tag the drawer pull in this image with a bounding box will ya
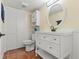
[43,36,46,38]
[39,42,41,44]
[49,47,52,49]
[54,39,56,40]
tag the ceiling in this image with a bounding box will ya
[2,0,44,12]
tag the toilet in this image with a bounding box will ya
[23,40,35,51]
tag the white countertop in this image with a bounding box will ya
[35,29,76,36]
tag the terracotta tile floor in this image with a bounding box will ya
[3,47,43,59]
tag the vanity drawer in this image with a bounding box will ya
[46,42,60,57]
[36,39,59,57]
[37,34,60,44]
[37,34,48,39]
[47,35,60,44]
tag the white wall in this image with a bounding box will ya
[2,6,32,52]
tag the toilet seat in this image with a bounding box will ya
[23,40,35,51]
[23,40,34,45]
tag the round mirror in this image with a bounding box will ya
[48,3,67,31]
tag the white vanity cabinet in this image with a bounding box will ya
[34,32,73,59]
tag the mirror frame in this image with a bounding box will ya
[47,3,67,31]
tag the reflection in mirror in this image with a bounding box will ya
[48,4,66,32]
[43,0,59,7]
[56,20,62,25]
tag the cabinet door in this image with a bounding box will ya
[37,39,59,57]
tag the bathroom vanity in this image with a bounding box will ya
[33,32,73,59]
[31,0,72,58]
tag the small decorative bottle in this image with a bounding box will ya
[50,25,57,32]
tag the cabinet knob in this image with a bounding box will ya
[43,36,46,38]
[49,47,52,49]
[54,39,56,40]
[39,42,41,44]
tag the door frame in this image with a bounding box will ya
[0,0,5,59]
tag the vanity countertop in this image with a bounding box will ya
[35,29,75,36]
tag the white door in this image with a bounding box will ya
[0,3,18,59]
[1,5,19,59]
